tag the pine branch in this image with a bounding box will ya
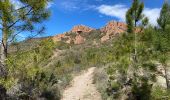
[14,5,30,12]
[7,30,23,43]
[7,7,33,30]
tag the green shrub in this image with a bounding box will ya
[151,87,170,100]
[111,81,121,91]
[132,78,152,100]
[56,41,70,50]
[93,68,109,100]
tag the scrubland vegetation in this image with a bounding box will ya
[0,0,170,100]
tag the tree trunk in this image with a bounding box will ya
[164,65,169,89]
[0,21,8,78]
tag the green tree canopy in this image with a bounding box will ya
[126,0,148,33]
[157,1,170,31]
[0,0,52,77]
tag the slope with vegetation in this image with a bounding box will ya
[0,0,170,100]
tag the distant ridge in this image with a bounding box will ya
[52,20,128,44]
[9,20,132,52]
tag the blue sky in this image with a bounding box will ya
[43,0,166,37]
[11,0,168,38]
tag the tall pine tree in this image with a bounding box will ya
[0,0,51,77]
[157,0,170,31]
[126,0,148,65]
[126,0,147,64]
[126,0,146,33]
[156,0,170,89]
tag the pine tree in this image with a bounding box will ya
[126,9,134,33]
[126,0,146,33]
[126,0,148,63]
[156,0,170,89]
[157,0,170,31]
[0,0,51,77]
[125,0,147,74]
[125,3,151,96]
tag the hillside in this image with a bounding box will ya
[1,0,170,100]
[5,19,170,100]
[8,20,128,53]
[52,20,128,44]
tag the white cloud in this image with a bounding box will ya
[96,4,161,25]
[96,4,128,21]
[143,8,161,25]
[60,1,79,11]
[57,0,102,12]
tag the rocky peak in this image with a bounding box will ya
[71,25,94,34]
[100,20,127,42]
[101,20,127,33]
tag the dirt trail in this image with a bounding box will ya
[62,67,102,100]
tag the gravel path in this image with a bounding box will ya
[62,67,102,100]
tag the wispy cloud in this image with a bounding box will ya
[96,4,161,25]
[143,8,161,25]
[60,0,79,11]
[96,4,128,21]
[56,0,102,12]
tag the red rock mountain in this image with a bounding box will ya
[52,25,95,44]
[52,20,130,44]
[9,20,142,53]
[100,21,127,42]
[71,25,94,33]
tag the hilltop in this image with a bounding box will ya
[52,20,128,44]
[9,20,129,52]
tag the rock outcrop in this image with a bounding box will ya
[52,34,67,42]
[52,25,94,44]
[71,25,94,34]
[74,34,85,44]
[100,20,127,34]
[52,20,142,44]
[100,20,127,42]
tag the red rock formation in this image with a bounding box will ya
[52,34,67,42]
[52,26,88,44]
[100,20,127,42]
[52,21,142,44]
[52,25,94,44]
[71,25,94,34]
[101,20,127,34]
[74,34,85,44]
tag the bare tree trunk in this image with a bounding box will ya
[134,20,138,63]
[0,21,8,78]
[0,10,8,99]
[164,65,169,89]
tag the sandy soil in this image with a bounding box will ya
[62,67,102,100]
